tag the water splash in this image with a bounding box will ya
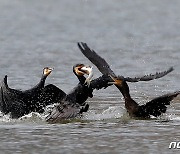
[0,105,180,124]
[18,112,45,122]
[82,106,125,121]
[0,112,14,123]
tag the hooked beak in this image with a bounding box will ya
[74,65,89,76]
[47,67,54,75]
[44,67,54,76]
[49,67,54,71]
[108,75,123,86]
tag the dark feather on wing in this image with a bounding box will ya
[137,91,180,117]
[124,67,174,82]
[77,42,116,77]
[45,100,82,123]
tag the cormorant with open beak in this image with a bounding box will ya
[45,64,95,123]
[77,42,179,119]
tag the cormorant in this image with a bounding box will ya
[0,67,54,118]
[110,76,180,118]
[77,42,179,118]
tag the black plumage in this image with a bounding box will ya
[77,42,174,82]
[77,42,179,118]
[111,76,179,118]
[0,67,61,118]
[45,64,111,122]
[0,64,91,119]
[45,44,174,123]
[45,74,112,123]
[0,77,27,117]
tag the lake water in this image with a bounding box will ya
[0,0,180,153]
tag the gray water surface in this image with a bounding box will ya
[0,0,180,153]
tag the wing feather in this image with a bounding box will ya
[77,42,116,77]
[78,42,173,83]
[124,67,174,82]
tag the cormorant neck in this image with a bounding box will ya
[116,81,131,99]
[76,75,86,84]
[35,74,47,89]
[116,81,139,114]
[73,67,87,84]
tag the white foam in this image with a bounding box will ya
[0,112,13,123]
[82,106,125,121]
[18,112,44,122]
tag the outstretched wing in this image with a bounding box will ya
[0,86,27,118]
[1,75,23,95]
[0,76,27,118]
[77,42,116,77]
[89,74,112,90]
[138,91,180,117]
[124,67,174,82]
[40,84,66,106]
[78,42,173,83]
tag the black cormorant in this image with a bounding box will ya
[0,67,54,118]
[77,42,179,118]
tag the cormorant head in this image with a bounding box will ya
[43,67,54,76]
[109,75,130,96]
[109,75,124,87]
[73,64,92,76]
